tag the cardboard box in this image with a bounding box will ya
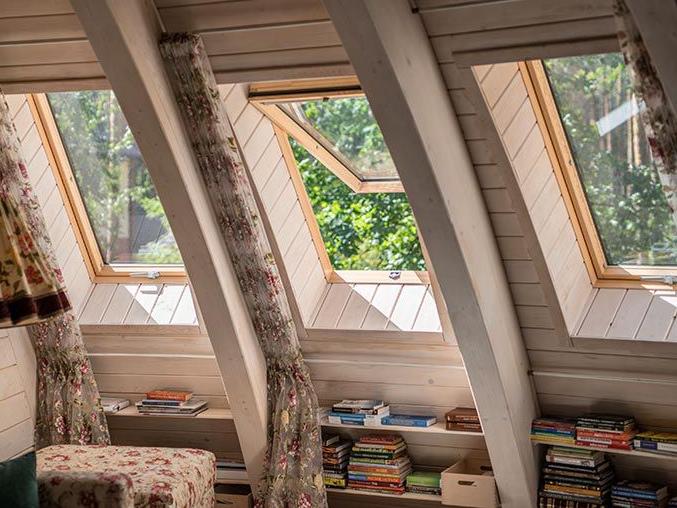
[215,484,253,508]
[441,460,497,508]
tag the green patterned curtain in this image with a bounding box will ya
[0,93,109,448]
[614,0,677,228]
[159,34,326,508]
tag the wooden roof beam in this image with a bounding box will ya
[322,1,540,506]
[69,0,267,483]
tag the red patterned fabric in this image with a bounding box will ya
[37,445,216,508]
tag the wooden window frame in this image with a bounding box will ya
[523,60,677,288]
[254,79,429,285]
[29,93,187,284]
[250,79,404,193]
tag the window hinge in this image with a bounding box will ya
[129,270,161,280]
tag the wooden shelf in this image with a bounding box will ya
[215,469,249,485]
[321,419,483,437]
[327,487,442,503]
[531,438,677,462]
[106,406,234,420]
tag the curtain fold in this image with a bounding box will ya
[614,0,677,227]
[0,92,109,448]
[159,34,326,508]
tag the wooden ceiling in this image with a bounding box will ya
[0,0,617,92]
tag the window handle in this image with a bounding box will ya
[129,270,161,279]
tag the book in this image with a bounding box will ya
[332,405,390,416]
[139,399,186,407]
[406,471,441,488]
[445,407,479,422]
[381,414,437,427]
[145,389,193,402]
[358,434,404,445]
[322,434,340,446]
[332,400,385,411]
[101,397,129,414]
[612,480,668,500]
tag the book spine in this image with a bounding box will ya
[574,440,631,450]
[577,430,635,440]
[634,440,677,453]
[547,456,597,468]
[145,391,192,401]
[140,400,183,406]
[381,417,433,427]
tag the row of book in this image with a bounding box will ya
[326,400,437,428]
[539,446,676,507]
[321,433,441,496]
[531,414,677,455]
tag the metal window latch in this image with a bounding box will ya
[639,275,677,286]
[129,270,161,279]
[388,271,402,280]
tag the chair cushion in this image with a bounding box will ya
[0,451,39,508]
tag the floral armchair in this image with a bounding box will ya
[37,445,215,508]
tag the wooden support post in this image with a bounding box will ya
[69,0,268,484]
[624,0,677,116]
[322,1,540,506]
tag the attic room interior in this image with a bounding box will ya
[0,0,676,507]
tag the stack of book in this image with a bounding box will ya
[538,446,614,507]
[405,471,441,496]
[382,414,437,428]
[633,431,677,455]
[322,434,351,489]
[136,389,207,417]
[576,415,637,450]
[347,434,412,495]
[328,400,390,426]
[101,397,130,414]
[531,417,577,446]
[445,407,482,433]
[611,480,668,507]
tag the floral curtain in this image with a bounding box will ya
[614,0,677,227]
[0,93,109,448]
[159,34,326,508]
[0,97,70,326]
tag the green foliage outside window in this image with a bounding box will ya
[48,91,181,265]
[290,97,425,271]
[545,54,677,266]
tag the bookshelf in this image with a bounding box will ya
[327,487,442,503]
[530,438,677,462]
[214,469,249,485]
[106,406,234,420]
[320,419,483,437]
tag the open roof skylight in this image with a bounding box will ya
[280,97,398,182]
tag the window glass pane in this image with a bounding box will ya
[292,138,425,271]
[545,53,676,266]
[282,96,398,181]
[47,91,182,265]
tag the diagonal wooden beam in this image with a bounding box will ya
[322,1,540,506]
[69,0,267,483]
[624,0,677,117]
